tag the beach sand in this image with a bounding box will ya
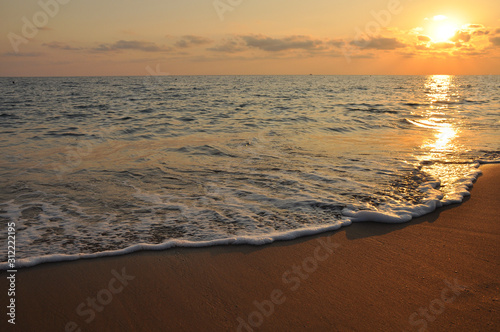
[2,164,499,331]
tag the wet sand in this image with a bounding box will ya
[2,164,499,331]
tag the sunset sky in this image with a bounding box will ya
[1,0,499,76]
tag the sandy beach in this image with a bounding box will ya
[2,164,499,331]
[2,1,499,331]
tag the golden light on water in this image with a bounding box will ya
[406,75,471,200]
[408,118,457,153]
[425,74,454,101]
[432,125,457,152]
[421,75,458,156]
[409,75,462,164]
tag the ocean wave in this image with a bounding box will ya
[1,75,498,270]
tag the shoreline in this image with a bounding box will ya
[0,161,488,271]
[2,164,499,331]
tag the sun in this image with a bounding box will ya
[433,23,459,41]
[428,15,459,42]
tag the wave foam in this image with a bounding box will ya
[1,161,493,271]
[0,220,351,270]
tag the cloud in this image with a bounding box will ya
[415,41,456,51]
[43,41,82,51]
[450,30,471,43]
[241,35,325,52]
[208,35,328,54]
[208,39,247,53]
[351,37,407,50]
[459,50,486,56]
[454,24,492,41]
[175,35,212,48]
[490,36,500,46]
[2,52,43,57]
[92,40,171,53]
[412,23,494,53]
[415,44,430,51]
[432,41,455,49]
[328,39,345,47]
[208,34,407,58]
[418,35,431,42]
[463,24,490,37]
[410,21,500,54]
[467,24,484,29]
[472,30,490,36]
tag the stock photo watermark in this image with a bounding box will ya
[5,221,17,325]
[144,64,170,89]
[213,0,244,21]
[405,278,467,332]
[8,0,72,53]
[236,236,340,331]
[65,267,135,332]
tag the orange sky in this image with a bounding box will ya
[1,0,499,76]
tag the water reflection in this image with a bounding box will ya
[408,118,457,154]
[413,75,461,161]
[407,75,474,203]
[425,75,455,103]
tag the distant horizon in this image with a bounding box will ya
[2,1,500,76]
[2,73,499,78]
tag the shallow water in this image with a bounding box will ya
[1,75,499,268]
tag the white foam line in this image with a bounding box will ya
[0,221,351,270]
[1,160,496,271]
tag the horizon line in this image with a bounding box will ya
[2,74,498,78]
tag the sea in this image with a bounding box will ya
[1,75,499,269]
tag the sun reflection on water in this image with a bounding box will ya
[407,75,475,202]
[408,118,458,154]
[414,75,461,160]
